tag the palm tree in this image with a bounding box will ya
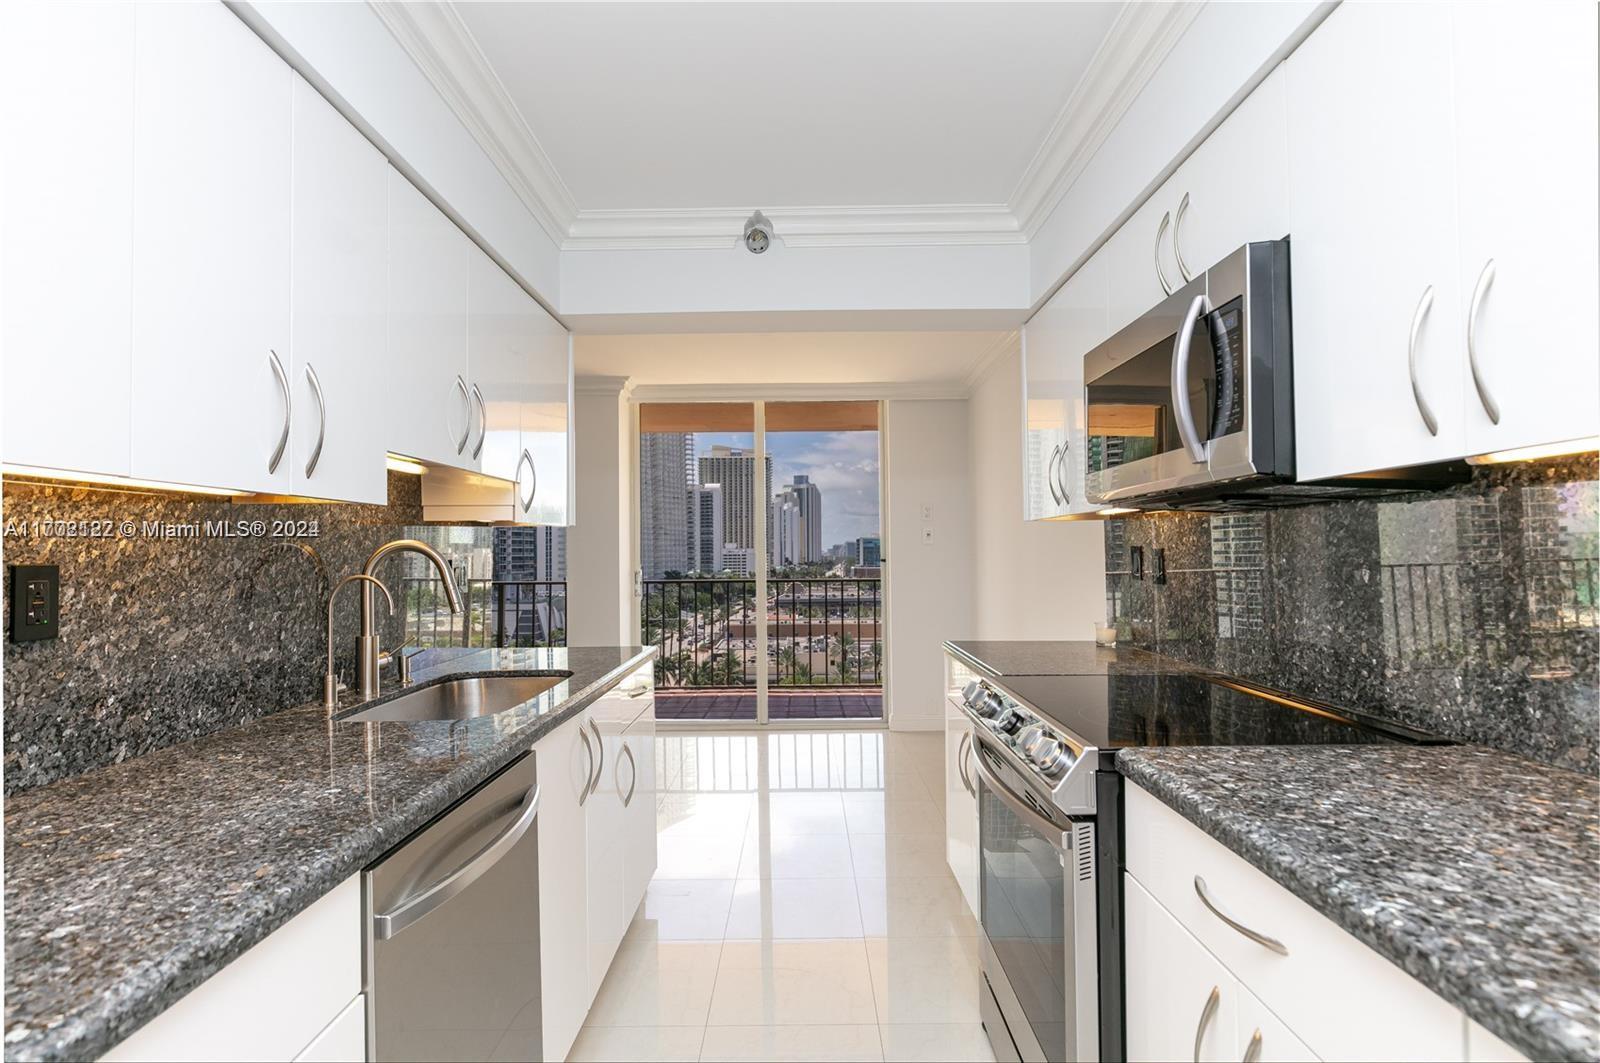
[831,632,857,684]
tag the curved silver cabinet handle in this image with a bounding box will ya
[452,375,470,454]
[587,719,605,797]
[1045,444,1063,506]
[1194,985,1220,1063]
[619,742,638,807]
[1171,293,1212,464]
[1243,1028,1263,1063]
[516,449,537,513]
[1194,875,1289,954]
[1056,440,1072,506]
[268,350,290,474]
[577,726,594,807]
[470,383,486,459]
[304,363,326,478]
[1467,259,1500,425]
[1408,286,1439,437]
[1155,211,1175,296]
[372,783,539,940]
[1174,192,1194,283]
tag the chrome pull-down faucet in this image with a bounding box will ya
[325,574,393,709]
[358,540,463,702]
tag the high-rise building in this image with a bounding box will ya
[855,536,882,567]
[641,432,692,577]
[698,445,772,553]
[783,475,823,563]
[688,483,725,574]
[491,525,567,644]
[723,545,754,577]
[771,495,802,568]
[492,525,566,582]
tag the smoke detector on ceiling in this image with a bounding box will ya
[741,210,774,254]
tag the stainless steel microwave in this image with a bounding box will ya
[1083,239,1462,509]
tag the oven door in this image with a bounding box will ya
[974,738,1098,1063]
[1084,260,1250,505]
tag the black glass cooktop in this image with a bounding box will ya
[994,672,1444,750]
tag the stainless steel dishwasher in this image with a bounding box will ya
[366,753,541,1062]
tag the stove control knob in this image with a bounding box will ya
[961,680,986,708]
[981,692,1006,719]
[1030,737,1071,777]
[1018,724,1047,755]
[997,711,1025,736]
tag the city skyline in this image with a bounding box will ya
[693,431,879,547]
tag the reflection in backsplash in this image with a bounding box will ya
[1104,455,1599,773]
[0,474,482,794]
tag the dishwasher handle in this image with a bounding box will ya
[372,783,540,941]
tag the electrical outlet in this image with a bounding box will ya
[1152,547,1167,585]
[9,564,59,642]
[1130,546,1144,580]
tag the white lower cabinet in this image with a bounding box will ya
[535,663,658,1061]
[1126,783,1470,1062]
[100,877,362,1062]
[1125,874,1237,1063]
[944,695,979,915]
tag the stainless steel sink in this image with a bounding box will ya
[340,673,569,723]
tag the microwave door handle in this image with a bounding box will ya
[1170,293,1212,464]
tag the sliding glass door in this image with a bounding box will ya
[638,400,882,724]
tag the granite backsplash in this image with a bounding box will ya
[1104,455,1600,773]
[1,473,475,793]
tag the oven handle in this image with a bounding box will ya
[1170,292,1212,465]
[971,740,1066,849]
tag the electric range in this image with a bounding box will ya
[954,669,1446,1063]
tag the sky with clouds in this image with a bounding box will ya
[695,431,880,548]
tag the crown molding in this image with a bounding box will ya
[368,0,578,244]
[565,204,1024,251]
[370,0,1199,251]
[962,330,1021,393]
[574,374,633,396]
[1010,1,1204,237]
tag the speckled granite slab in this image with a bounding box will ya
[943,638,1202,677]
[1118,745,1600,1062]
[3,645,653,1063]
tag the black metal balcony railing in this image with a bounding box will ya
[642,577,882,691]
[402,578,567,649]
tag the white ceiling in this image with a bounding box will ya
[453,2,1122,213]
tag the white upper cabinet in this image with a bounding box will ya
[387,169,473,469]
[289,76,388,504]
[1165,66,1290,280]
[130,1,293,493]
[468,247,531,485]
[1287,0,1465,480]
[520,312,573,526]
[1023,253,1109,519]
[1104,189,1177,341]
[1451,1,1599,456]
[1,2,135,477]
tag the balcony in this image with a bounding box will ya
[643,577,883,721]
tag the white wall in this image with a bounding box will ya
[565,378,633,646]
[882,400,974,731]
[968,344,1105,640]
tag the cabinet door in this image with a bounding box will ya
[1020,328,1068,521]
[288,77,387,504]
[521,313,573,526]
[1234,986,1317,1063]
[387,169,471,468]
[1452,2,1600,455]
[1286,1,1465,480]
[468,246,532,485]
[621,712,658,922]
[585,712,627,1000]
[943,698,979,915]
[1125,874,1237,1063]
[537,710,593,1063]
[130,1,291,494]
[292,995,365,1063]
[1,2,134,477]
[1105,190,1180,340]
[1168,66,1290,278]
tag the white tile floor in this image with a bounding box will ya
[568,730,996,1063]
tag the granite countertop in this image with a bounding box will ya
[3,645,654,1063]
[943,638,1201,677]
[1118,745,1600,1062]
